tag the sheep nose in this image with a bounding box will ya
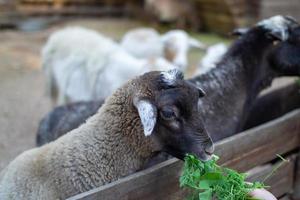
[204,142,214,155]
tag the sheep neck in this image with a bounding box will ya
[190,28,275,141]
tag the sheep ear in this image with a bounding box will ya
[266,31,287,41]
[198,87,206,97]
[257,16,294,41]
[193,82,206,97]
[133,98,157,137]
[189,37,206,49]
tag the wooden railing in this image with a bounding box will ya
[68,109,300,200]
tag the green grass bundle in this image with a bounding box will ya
[179,154,265,200]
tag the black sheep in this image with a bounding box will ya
[36,101,103,146]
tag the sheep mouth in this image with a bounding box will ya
[163,146,213,162]
[195,151,213,162]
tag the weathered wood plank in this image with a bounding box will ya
[216,109,300,171]
[69,109,300,200]
[68,158,186,200]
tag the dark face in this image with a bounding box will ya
[153,81,214,161]
[134,70,214,161]
[268,26,300,76]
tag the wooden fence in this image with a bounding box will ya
[68,108,300,200]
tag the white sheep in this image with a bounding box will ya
[120,28,163,59]
[42,27,176,105]
[121,28,206,70]
[0,69,213,199]
[195,43,228,75]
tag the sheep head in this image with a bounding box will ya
[133,69,213,161]
[257,15,299,41]
[233,15,299,41]
[161,30,206,70]
[268,26,300,76]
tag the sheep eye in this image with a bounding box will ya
[161,108,176,120]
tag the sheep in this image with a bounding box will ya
[120,28,206,70]
[36,100,104,147]
[161,30,206,70]
[0,69,214,199]
[243,26,300,129]
[120,28,162,59]
[189,15,300,141]
[195,43,228,75]
[36,16,300,145]
[42,27,176,105]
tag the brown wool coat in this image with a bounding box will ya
[0,75,161,200]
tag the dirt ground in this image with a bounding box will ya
[0,17,296,171]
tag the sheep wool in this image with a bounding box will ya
[0,72,163,199]
[43,26,177,104]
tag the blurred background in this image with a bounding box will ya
[0,0,299,171]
